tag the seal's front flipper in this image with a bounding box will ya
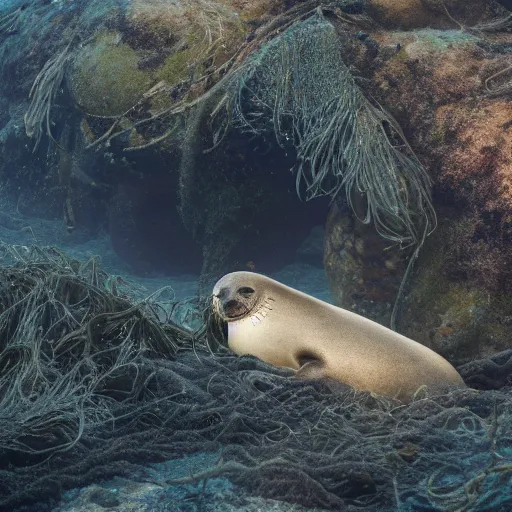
[295,354,352,393]
[297,361,353,393]
[296,359,326,380]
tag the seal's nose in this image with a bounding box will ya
[224,299,239,310]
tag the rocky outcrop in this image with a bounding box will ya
[325,0,512,362]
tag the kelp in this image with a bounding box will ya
[0,244,192,460]
[0,246,511,512]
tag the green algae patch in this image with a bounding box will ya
[68,30,153,117]
[401,29,479,60]
[155,50,194,86]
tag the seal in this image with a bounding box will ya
[212,271,465,401]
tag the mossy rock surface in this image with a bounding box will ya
[399,212,512,364]
[68,30,153,117]
[67,1,248,126]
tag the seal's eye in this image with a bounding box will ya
[238,286,255,296]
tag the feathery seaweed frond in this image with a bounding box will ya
[24,38,75,150]
[211,14,436,251]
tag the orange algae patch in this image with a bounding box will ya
[435,101,512,210]
[369,0,451,29]
[430,47,483,102]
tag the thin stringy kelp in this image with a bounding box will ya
[0,247,511,512]
[24,38,75,150]
[208,14,436,251]
[197,12,437,328]
[0,244,192,460]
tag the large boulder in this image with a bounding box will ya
[325,0,512,362]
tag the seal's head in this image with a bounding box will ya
[211,271,293,367]
[212,271,265,321]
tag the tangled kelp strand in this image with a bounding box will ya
[485,63,512,97]
[0,244,192,461]
[24,37,76,151]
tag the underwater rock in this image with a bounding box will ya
[434,100,512,212]
[325,2,512,364]
[324,202,405,326]
[371,20,512,211]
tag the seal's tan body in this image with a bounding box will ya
[213,271,465,402]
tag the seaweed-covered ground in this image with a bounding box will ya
[0,216,510,512]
